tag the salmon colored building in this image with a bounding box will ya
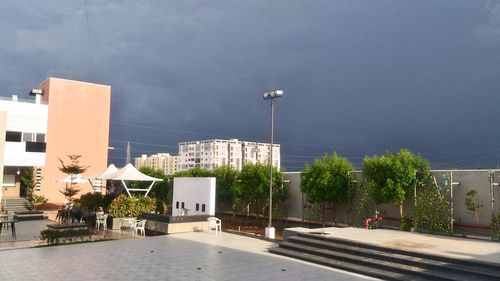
[0,77,111,208]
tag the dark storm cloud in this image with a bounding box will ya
[2,1,500,169]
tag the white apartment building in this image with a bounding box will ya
[177,139,280,171]
[135,153,178,175]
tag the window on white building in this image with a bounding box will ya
[5,131,21,142]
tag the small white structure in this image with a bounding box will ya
[172,177,216,217]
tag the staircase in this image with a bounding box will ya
[3,197,31,213]
[269,232,500,281]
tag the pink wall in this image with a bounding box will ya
[37,77,111,204]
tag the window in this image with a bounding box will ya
[26,142,46,153]
[22,132,34,142]
[176,201,179,209]
[181,202,185,209]
[5,131,21,142]
[196,203,199,211]
[36,133,45,142]
[202,204,206,212]
[35,168,42,191]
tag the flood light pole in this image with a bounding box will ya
[263,90,283,239]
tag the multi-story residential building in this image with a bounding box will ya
[177,139,280,171]
[0,77,111,205]
[135,153,178,175]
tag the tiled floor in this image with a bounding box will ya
[0,219,138,250]
[0,233,376,281]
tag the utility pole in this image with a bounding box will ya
[126,142,131,164]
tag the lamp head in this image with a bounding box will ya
[263,90,284,100]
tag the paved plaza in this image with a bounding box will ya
[0,231,376,281]
[1,222,500,280]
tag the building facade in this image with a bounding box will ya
[0,77,111,205]
[177,139,280,171]
[135,153,178,175]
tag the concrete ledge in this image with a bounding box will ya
[146,219,209,234]
[14,211,46,221]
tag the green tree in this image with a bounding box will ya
[465,189,483,224]
[129,167,170,214]
[362,148,430,218]
[301,152,353,226]
[58,154,89,203]
[174,166,213,177]
[233,163,284,224]
[20,167,36,210]
[212,166,240,211]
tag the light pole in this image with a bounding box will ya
[263,90,283,239]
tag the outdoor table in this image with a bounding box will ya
[0,220,18,239]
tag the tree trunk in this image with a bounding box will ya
[399,204,404,219]
[322,202,326,228]
[332,202,337,226]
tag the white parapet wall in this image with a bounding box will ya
[172,177,216,217]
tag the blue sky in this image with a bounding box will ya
[1,1,500,170]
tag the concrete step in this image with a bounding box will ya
[3,198,31,213]
[297,233,500,276]
[269,247,426,281]
[289,235,500,279]
[279,241,480,281]
[270,232,500,281]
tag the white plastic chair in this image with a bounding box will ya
[207,217,221,233]
[133,219,146,236]
[96,214,108,230]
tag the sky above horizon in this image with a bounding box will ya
[1,1,500,170]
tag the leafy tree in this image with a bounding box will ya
[465,189,483,224]
[301,152,353,226]
[212,166,240,211]
[128,167,170,214]
[20,167,36,210]
[58,154,88,203]
[233,163,284,223]
[174,166,213,177]
[362,148,430,218]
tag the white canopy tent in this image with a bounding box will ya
[86,164,119,193]
[56,174,90,185]
[94,164,119,179]
[100,163,163,197]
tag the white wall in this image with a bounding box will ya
[0,100,48,133]
[172,177,216,216]
[0,100,48,167]
[4,142,46,166]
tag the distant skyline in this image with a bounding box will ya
[2,1,500,170]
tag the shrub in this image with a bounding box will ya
[108,194,157,218]
[348,183,372,227]
[34,195,48,204]
[75,192,115,211]
[40,228,93,245]
[399,216,413,231]
[492,213,500,242]
[413,185,451,235]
